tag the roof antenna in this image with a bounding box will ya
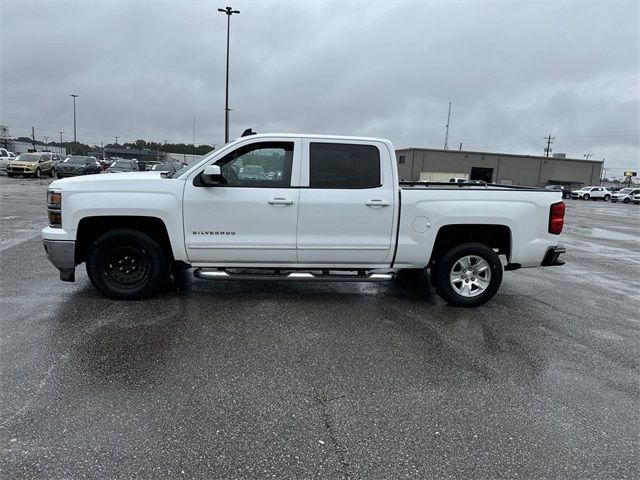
[241,128,257,137]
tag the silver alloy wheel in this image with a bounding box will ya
[449,255,492,298]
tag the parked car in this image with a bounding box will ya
[0,148,15,174]
[104,159,140,173]
[7,152,57,178]
[611,187,640,204]
[633,193,640,205]
[138,160,161,171]
[55,156,102,178]
[239,164,265,180]
[570,186,611,201]
[100,158,115,170]
[545,184,572,199]
[150,163,179,173]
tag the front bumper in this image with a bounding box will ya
[541,246,566,267]
[42,239,76,281]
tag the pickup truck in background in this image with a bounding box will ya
[42,132,566,307]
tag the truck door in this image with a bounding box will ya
[297,140,396,265]
[182,139,301,264]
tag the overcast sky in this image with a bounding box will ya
[1,0,638,175]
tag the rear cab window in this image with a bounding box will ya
[308,142,381,188]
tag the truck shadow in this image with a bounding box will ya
[47,269,546,392]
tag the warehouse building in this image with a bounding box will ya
[395,148,603,187]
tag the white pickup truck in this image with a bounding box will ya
[42,132,566,307]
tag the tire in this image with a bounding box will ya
[583,194,590,200]
[86,229,169,299]
[49,168,55,178]
[623,198,630,204]
[603,195,610,202]
[7,173,14,178]
[434,243,503,307]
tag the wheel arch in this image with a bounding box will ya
[428,224,511,268]
[75,216,174,265]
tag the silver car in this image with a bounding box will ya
[611,187,640,204]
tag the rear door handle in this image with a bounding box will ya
[365,199,391,207]
[268,198,294,205]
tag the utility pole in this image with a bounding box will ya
[193,116,196,146]
[31,126,36,150]
[44,136,49,148]
[101,141,104,160]
[544,134,555,157]
[218,6,240,144]
[458,142,463,150]
[58,131,64,156]
[443,101,452,150]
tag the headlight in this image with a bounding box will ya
[47,189,62,228]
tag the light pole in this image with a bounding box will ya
[70,94,78,152]
[218,6,240,144]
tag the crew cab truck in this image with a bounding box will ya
[42,133,566,307]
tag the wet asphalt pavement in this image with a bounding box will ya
[1,176,638,479]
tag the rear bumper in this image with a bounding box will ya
[42,239,76,282]
[541,246,566,267]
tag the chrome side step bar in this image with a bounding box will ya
[193,268,394,282]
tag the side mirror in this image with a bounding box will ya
[197,164,226,187]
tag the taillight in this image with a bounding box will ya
[549,201,565,234]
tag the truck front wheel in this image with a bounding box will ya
[86,229,169,299]
[434,243,503,307]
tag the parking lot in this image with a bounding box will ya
[0,175,638,479]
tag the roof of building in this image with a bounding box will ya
[395,147,603,164]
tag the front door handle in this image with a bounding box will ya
[268,198,294,205]
[365,199,391,207]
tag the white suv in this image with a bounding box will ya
[611,188,640,204]
[0,148,15,173]
[570,186,611,201]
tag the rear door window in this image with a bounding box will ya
[309,143,380,188]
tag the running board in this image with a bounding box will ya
[193,268,394,282]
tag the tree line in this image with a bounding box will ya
[13,137,215,157]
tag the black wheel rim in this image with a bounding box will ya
[103,245,150,287]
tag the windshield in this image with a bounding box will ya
[108,162,133,171]
[63,156,87,164]
[15,153,40,163]
[151,164,173,171]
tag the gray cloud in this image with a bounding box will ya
[1,0,638,174]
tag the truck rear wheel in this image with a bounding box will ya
[434,243,503,307]
[86,229,169,299]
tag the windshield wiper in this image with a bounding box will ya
[161,171,174,178]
